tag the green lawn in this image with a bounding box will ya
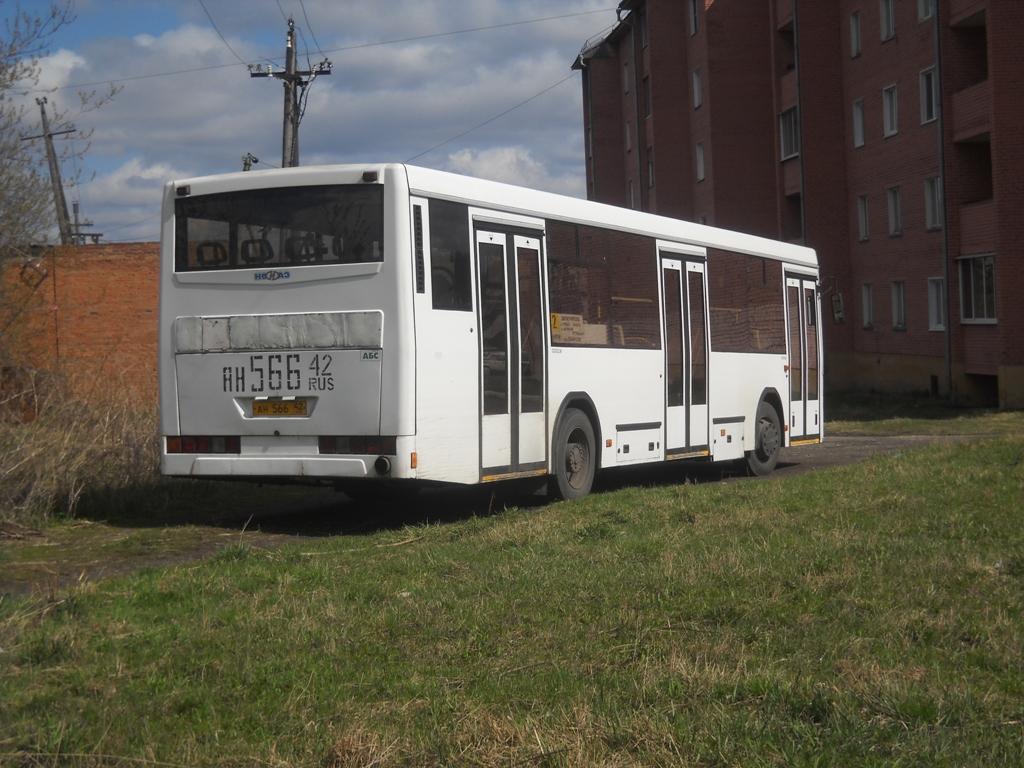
[827,392,1024,436]
[2,436,1022,766]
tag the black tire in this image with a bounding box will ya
[746,400,782,476]
[552,407,597,500]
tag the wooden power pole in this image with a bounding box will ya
[22,97,74,245]
[249,18,331,168]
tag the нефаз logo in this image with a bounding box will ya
[254,270,291,281]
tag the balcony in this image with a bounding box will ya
[779,69,797,110]
[953,80,991,143]
[949,0,986,27]
[959,199,994,254]
[775,0,793,30]
[782,157,801,196]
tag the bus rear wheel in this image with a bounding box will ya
[746,400,781,476]
[552,407,596,500]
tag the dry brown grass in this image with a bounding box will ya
[0,369,158,524]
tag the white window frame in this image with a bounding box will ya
[919,0,936,21]
[852,99,865,148]
[880,0,896,40]
[883,84,899,137]
[850,12,862,57]
[780,107,800,160]
[891,281,906,330]
[692,69,702,109]
[928,277,946,331]
[862,283,874,328]
[695,142,705,182]
[857,195,870,241]
[924,177,943,230]
[958,254,997,323]
[887,186,902,236]
[920,67,937,124]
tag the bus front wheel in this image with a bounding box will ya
[552,407,596,500]
[746,400,782,476]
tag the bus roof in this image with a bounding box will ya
[169,162,818,270]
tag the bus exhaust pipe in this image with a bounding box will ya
[374,456,391,476]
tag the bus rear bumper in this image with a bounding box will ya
[162,455,371,478]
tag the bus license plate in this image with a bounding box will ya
[252,399,308,417]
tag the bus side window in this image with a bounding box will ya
[427,199,472,311]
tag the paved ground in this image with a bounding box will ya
[0,434,968,598]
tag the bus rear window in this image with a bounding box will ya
[174,184,383,272]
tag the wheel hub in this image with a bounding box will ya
[567,443,585,474]
[758,417,780,457]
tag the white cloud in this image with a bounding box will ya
[445,146,584,197]
[20,1,615,239]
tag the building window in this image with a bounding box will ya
[887,186,902,235]
[852,99,865,147]
[695,143,705,182]
[780,108,800,160]
[928,277,946,330]
[920,67,937,123]
[919,0,936,21]
[625,121,631,152]
[623,62,630,94]
[880,0,896,40]
[688,0,699,36]
[924,177,943,230]
[883,84,898,136]
[638,11,648,48]
[891,281,906,329]
[642,76,651,117]
[850,12,862,57]
[959,254,996,322]
[857,195,870,241]
[628,180,635,209]
[692,70,702,109]
[862,284,874,328]
[647,148,655,189]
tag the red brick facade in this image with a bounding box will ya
[1,243,159,402]
[576,0,1024,406]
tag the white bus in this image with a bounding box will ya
[159,163,822,499]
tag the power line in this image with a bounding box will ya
[35,8,613,92]
[297,0,325,58]
[405,72,577,163]
[274,0,290,23]
[196,0,248,66]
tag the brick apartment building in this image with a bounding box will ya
[574,0,1024,407]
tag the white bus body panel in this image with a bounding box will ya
[548,348,663,466]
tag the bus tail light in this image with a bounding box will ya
[318,436,397,455]
[166,436,240,454]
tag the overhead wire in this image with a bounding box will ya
[297,0,325,58]
[196,0,249,66]
[34,8,614,92]
[405,72,577,163]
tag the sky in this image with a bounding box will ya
[11,0,619,242]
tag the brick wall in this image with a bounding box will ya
[1,243,159,402]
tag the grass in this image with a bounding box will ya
[827,391,1024,436]
[1,435,1022,766]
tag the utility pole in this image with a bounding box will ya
[249,18,331,168]
[70,201,102,245]
[21,97,74,245]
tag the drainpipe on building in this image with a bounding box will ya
[934,4,953,401]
